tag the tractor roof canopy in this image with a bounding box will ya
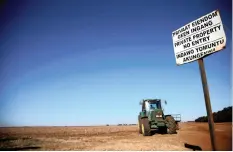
[140,99,163,111]
[144,99,161,103]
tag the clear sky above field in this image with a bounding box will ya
[0,0,232,126]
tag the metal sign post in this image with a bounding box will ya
[198,58,216,150]
[171,10,227,151]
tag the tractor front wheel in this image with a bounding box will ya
[141,118,151,136]
[138,116,142,134]
[165,116,177,134]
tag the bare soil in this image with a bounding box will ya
[0,122,232,151]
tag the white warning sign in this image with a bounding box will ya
[172,10,226,65]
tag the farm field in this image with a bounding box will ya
[0,122,232,151]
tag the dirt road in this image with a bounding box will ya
[0,122,232,151]
[178,122,232,151]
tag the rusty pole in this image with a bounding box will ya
[198,58,217,151]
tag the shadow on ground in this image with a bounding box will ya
[0,137,18,142]
[0,137,33,142]
[0,136,41,151]
[0,146,41,151]
[150,130,178,136]
[184,143,202,151]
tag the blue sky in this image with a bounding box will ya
[0,0,232,126]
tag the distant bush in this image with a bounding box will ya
[195,106,232,122]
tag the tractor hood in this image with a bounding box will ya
[148,109,164,120]
[151,109,163,115]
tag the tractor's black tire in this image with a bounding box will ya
[165,116,177,134]
[138,116,142,134]
[141,118,151,136]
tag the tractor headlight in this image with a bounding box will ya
[156,115,162,117]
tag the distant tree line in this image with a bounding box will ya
[105,124,137,126]
[117,124,137,126]
[195,106,232,122]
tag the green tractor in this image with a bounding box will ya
[138,99,181,136]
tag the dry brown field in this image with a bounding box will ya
[0,122,232,151]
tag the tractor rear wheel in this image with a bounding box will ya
[165,116,177,134]
[138,116,142,134]
[141,118,151,136]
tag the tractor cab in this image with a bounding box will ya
[140,99,164,119]
[143,99,162,110]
